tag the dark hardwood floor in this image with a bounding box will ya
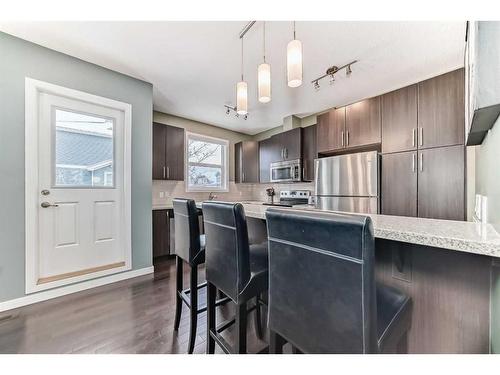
[0,257,269,354]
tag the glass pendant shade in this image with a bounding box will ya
[287,39,303,88]
[236,81,248,115]
[258,63,271,103]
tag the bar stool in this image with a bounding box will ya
[265,209,412,354]
[202,202,268,354]
[172,198,229,354]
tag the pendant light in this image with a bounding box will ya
[236,37,248,115]
[258,22,271,103]
[287,21,303,88]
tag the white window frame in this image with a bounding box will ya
[185,132,229,192]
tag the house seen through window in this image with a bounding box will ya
[54,109,114,187]
[186,133,228,192]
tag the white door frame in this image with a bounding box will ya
[25,78,132,294]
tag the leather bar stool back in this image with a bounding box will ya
[173,198,204,266]
[172,198,207,354]
[265,209,412,354]
[202,202,251,303]
[203,202,268,353]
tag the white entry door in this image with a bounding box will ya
[25,79,131,293]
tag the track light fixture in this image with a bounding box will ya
[311,60,358,90]
[224,104,249,120]
[346,64,352,76]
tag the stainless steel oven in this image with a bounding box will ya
[270,159,302,183]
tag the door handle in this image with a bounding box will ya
[167,166,170,179]
[242,172,245,182]
[163,166,166,179]
[412,128,416,148]
[285,148,288,159]
[41,202,59,208]
[419,153,423,172]
[419,128,423,147]
[412,153,416,173]
[346,131,350,146]
[341,131,345,147]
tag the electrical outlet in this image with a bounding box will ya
[159,191,165,198]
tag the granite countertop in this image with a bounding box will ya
[154,200,500,258]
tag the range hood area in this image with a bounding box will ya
[465,21,500,145]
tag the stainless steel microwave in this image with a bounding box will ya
[270,159,302,183]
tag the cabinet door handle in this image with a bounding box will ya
[242,172,245,182]
[412,153,416,173]
[281,148,284,159]
[341,131,345,147]
[167,166,170,179]
[419,153,423,172]
[412,128,416,148]
[302,166,305,180]
[419,128,423,147]
[163,166,166,179]
[346,131,350,146]
[285,148,288,159]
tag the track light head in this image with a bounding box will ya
[314,81,320,91]
[329,74,335,85]
[244,114,248,120]
[346,64,352,76]
[226,108,230,115]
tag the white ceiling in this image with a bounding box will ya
[0,21,466,135]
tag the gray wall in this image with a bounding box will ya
[0,32,153,303]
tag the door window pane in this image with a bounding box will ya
[54,109,114,187]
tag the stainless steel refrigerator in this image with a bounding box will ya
[314,150,379,214]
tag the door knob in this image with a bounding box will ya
[41,202,59,208]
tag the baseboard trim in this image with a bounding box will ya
[0,266,154,313]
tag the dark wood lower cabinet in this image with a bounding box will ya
[152,209,171,257]
[381,151,417,217]
[417,145,465,221]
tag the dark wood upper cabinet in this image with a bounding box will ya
[152,123,167,180]
[302,125,317,181]
[235,141,259,183]
[316,108,345,153]
[165,125,185,180]
[274,128,302,160]
[382,85,418,153]
[259,137,274,183]
[417,145,465,221]
[381,151,418,217]
[345,96,381,148]
[417,69,465,149]
[152,122,185,180]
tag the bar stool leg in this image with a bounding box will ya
[235,302,247,354]
[174,257,183,331]
[269,330,285,354]
[254,295,264,340]
[187,264,198,354]
[206,281,216,354]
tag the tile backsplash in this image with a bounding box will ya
[152,180,315,206]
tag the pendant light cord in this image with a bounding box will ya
[263,21,266,63]
[241,37,244,81]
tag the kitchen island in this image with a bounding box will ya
[187,201,500,354]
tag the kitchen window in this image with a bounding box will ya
[185,132,229,192]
